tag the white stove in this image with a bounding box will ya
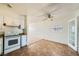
[3,27,22,54]
[4,35,20,54]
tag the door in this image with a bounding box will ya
[68,19,77,51]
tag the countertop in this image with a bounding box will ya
[0,32,27,38]
[19,33,27,35]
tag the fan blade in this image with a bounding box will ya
[7,4,12,8]
[1,3,13,8]
[42,18,48,21]
[36,13,48,17]
[49,5,62,14]
[50,18,53,21]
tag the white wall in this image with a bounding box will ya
[0,7,19,26]
[0,7,24,33]
[27,8,79,45]
[27,15,69,45]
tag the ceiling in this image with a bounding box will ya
[1,3,79,23]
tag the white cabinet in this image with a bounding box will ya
[0,37,3,55]
[21,35,27,46]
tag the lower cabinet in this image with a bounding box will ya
[0,37,3,55]
[21,35,27,47]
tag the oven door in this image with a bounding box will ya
[4,35,20,50]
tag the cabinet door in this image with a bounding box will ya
[22,35,27,46]
[0,38,3,55]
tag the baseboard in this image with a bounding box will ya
[27,39,43,46]
[27,39,68,47]
[43,39,68,46]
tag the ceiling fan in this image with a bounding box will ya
[42,13,54,21]
[37,4,60,21]
[38,8,58,21]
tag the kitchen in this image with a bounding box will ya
[0,4,27,55]
[0,3,79,56]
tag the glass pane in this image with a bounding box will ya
[69,20,75,46]
[8,39,18,46]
